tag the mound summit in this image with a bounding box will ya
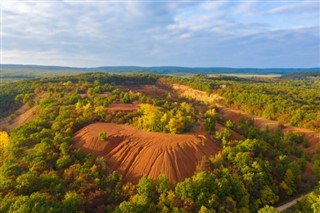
[74,123,221,183]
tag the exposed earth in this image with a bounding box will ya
[106,103,140,113]
[170,83,320,154]
[0,104,38,131]
[73,123,221,183]
[219,107,320,154]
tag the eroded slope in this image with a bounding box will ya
[0,104,38,131]
[74,123,220,183]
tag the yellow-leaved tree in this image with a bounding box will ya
[0,131,9,154]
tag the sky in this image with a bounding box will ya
[1,0,320,68]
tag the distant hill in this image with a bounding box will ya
[281,71,320,79]
[1,64,319,78]
[1,64,82,80]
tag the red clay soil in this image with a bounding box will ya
[106,103,140,113]
[0,105,38,131]
[124,85,169,99]
[74,123,221,183]
[96,92,112,97]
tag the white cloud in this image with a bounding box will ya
[1,1,319,67]
[267,1,319,14]
[233,1,257,15]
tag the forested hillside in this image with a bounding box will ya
[216,79,320,132]
[166,75,320,132]
[0,73,319,212]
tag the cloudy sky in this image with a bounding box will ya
[2,0,320,68]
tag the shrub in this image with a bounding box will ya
[99,131,107,141]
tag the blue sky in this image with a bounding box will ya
[2,0,320,68]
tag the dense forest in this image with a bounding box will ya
[0,73,319,212]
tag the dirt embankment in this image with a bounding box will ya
[170,84,320,154]
[220,108,320,154]
[74,123,221,183]
[0,104,38,131]
[122,84,170,99]
[172,84,224,105]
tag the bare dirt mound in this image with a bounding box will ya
[172,84,225,105]
[106,103,140,113]
[124,84,169,99]
[96,92,112,97]
[0,105,38,131]
[74,123,221,183]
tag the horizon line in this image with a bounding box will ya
[2,63,320,70]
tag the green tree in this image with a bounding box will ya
[258,205,279,213]
[157,174,170,194]
[99,131,107,141]
[62,191,81,213]
[280,168,295,196]
[175,178,194,201]
[260,186,279,206]
[137,176,155,198]
[16,171,40,194]
[225,120,234,129]
[204,109,218,132]
[8,193,59,213]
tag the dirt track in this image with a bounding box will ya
[276,192,311,212]
[74,123,220,183]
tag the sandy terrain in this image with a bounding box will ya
[74,123,221,183]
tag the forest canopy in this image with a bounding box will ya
[0,73,319,212]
